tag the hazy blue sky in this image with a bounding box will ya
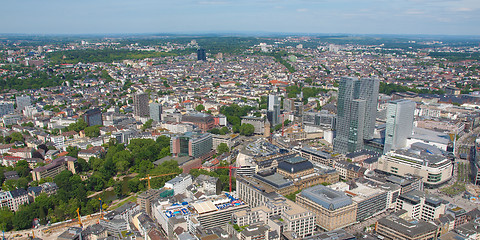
[1,0,479,35]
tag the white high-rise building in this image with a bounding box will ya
[384,99,416,153]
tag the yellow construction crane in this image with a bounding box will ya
[140,173,178,190]
[76,208,82,228]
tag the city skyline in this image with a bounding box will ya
[1,0,479,35]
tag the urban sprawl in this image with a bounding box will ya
[0,36,480,240]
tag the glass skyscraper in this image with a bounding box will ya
[333,77,379,154]
[383,99,415,153]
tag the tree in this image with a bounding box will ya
[8,132,24,143]
[66,146,80,158]
[114,181,123,197]
[217,143,230,155]
[66,119,88,132]
[14,160,30,178]
[141,119,153,131]
[196,104,205,112]
[156,136,170,149]
[0,208,14,231]
[84,125,100,138]
[239,123,255,136]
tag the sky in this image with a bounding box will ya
[1,0,479,35]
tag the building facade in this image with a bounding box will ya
[296,185,357,231]
[149,103,162,122]
[83,108,103,126]
[384,99,415,153]
[334,77,379,154]
[170,132,213,159]
[377,149,453,188]
[134,93,150,117]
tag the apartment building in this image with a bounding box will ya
[0,189,29,211]
[31,156,77,181]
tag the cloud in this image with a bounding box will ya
[296,8,308,12]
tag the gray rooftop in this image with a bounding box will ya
[377,210,438,238]
[300,185,353,210]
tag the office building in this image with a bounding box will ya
[300,147,333,167]
[149,103,162,122]
[134,93,149,117]
[334,77,379,154]
[377,148,453,188]
[328,181,388,221]
[0,102,14,117]
[296,185,357,231]
[241,116,265,134]
[83,108,103,126]
[170,132,213,159]
[267,95,281,125]
[181,112,215,132]
[384,99,415,153]
[360,77,380,140]
[395,190,446,221]
[137,189,161,217]
[16,95,31,111]
[164,173,192,195]
[236,176,316,238]
[376,210,439,240]
[197,48,206,61]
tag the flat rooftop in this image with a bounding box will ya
[300,185,353,210]
[328,182,384,203]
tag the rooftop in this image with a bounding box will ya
[378,210,438,238]
[277,156,314,174]
[300,185,353,211]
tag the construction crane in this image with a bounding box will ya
[193,165,240,192]
[76,208,82,228]
[99,198,103,219]
[140,173,178,190]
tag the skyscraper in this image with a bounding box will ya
[149,103,162,122]
[134,93,149,117]
[333,77,379,154]
[360,77,380,140]
[383,99,415,153]
[267,95,281,125]
[197,48,206,61]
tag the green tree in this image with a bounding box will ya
[14,160,30,178]
[141,119,153,131]
[239,123,255,136]
[66,146,80,158]
[0,208,14,231]
[8,132,24,143]
[84,125,100,138]
[196,104,205,112]
[217,143,230,155]
[66,119,88,132]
